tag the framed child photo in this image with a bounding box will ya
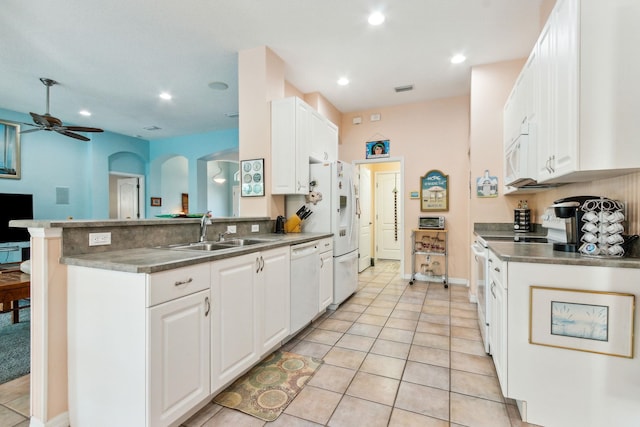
[366,140,390,159]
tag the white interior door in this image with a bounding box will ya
[117,177,139,219]
[375,171,401,260]
[358,166,372,272]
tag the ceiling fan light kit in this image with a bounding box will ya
[20,77,104,141]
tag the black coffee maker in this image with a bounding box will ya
[551,196,599,252]
[274,216,286,234]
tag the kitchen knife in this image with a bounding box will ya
[296,206,306,216]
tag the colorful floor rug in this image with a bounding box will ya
[213,350,323,422]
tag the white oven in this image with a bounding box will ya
[471,237,491,354]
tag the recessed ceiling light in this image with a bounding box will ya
[208,81,229,91]
[337,77,350,86]
[159,92,172,100]
[79,110,92,117]
[451,54,467,64]
[368,11,385,26]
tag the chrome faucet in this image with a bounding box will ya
[218,231,231,242]
[199,211,212,242]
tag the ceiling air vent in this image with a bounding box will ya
[143,125,162,131]
[394,84,414,93]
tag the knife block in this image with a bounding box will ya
[284,214,302,233]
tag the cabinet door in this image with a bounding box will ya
[259,246,291,355]
[491,279,508,397]
[319,250,334,312]
[149,289,210,427]
[536,17,556,181]
[211,253,259,392]
[271,97,310,194]
[550,0,578,177]
[310,110,339,163]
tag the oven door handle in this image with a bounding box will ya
[471,243,486,257]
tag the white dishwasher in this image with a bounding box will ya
[290,240,319,334]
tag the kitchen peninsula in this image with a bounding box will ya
[475,228,640,427]
[10,217,331,427]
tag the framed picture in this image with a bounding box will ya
[365,140,390,159]
[241,158,264,197]
[530,286,635,358]
[0,119,21,179]
[151,197,162,207]
[420,170,448,212]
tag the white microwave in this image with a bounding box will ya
[505,126,538,188]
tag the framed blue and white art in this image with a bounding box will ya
[529,286,635,358]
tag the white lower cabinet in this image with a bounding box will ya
[67,263,211,427]
[488,250,508,396]
[211,246,290,394]
[149,289,211,427]
[318,238,334,312]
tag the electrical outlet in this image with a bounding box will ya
[251,224,259,232]
[89,232,111,246]
[227,225,237,234]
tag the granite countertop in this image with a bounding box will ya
[60,233,332,274]
[474,226,640,268]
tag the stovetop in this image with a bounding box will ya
[476,234,552,247]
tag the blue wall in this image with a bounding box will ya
[0,107,239,220]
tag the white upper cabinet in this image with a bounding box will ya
[310,110,338,163]
[271,97,311,194]
[507,0,640,186]
[272,97,339,194]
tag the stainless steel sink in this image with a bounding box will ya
[216,238,272,247]
[165,242,232,251]
[160,237,276,252]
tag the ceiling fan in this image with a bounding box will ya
[21,78,104,141]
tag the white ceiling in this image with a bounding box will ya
[0,0,543,140]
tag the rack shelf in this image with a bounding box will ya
[410,229,448,288]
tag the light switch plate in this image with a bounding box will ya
[227,225,237,233]
[251,224,259,232]
[89,232,111,246]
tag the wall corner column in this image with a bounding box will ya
[28,227,69,427]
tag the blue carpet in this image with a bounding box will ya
[0,299,30,384]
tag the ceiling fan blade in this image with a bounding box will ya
[56,129,90,141]
[65,126,104,133]
[20,127,43,134]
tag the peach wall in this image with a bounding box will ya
[238,46,286,218]
[339,97,470,282]
[469,59,526,225]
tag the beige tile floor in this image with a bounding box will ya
[184,260,540,427]
[0,260,540,427]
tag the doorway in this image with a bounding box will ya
[109,172,145,219]
[355,158,404,274]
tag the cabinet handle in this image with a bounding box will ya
[488,259,493,264]
[204,296,210,317]
[494,267,501,273]
[174,278,193,287]
[260,256,265,272]
[256,257,261,273]
[320,258,324,268]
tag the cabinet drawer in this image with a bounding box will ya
[488,251,505,287]
[147,263,210,307]
[318,238,333,253]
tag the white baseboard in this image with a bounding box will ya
[30,412,70,427]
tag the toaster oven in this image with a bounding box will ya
[419,216,445,229]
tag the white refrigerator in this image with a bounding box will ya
[286,160,359,308]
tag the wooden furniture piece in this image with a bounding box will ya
[0,268,31,324]
[410,229,448,288]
